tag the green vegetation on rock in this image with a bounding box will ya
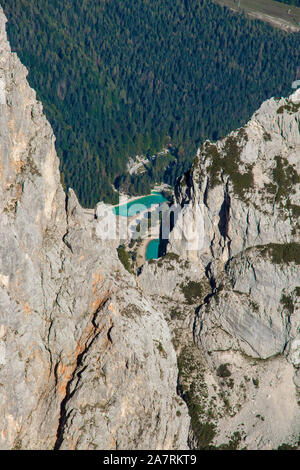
[277,101,300,114]
[257,243,300,265]
[280,293,295,314]
[204,135,254,200]
[117,245,132,273]
[272,156,300,204]
[180,281,204,305]
[184,388,217,450]
[216,363,232,378]
[178,345,217,449]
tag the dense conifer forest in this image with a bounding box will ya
[2,0,299,206]
[276,1,300,6]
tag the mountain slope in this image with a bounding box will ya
[1,0,299,206]
[0,4,299,450]
[0,7,189,450]
[140,89,300,449]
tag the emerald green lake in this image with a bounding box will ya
[113,193,167,217]
[146,239,160,260]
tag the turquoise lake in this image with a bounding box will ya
[146,239,160,260]
[113,193,167,217]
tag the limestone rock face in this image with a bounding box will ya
[195,248,299,360]
[1,2,299,451]
[168,90,300,264]
[142,88,300,448]
[167,84,300,366]
[0,8,189,450]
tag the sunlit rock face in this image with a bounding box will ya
[0,1,299,451]
[151,85,300,449]
[169,89,300,264]
[0,7,189,450]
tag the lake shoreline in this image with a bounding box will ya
[112,190,162,209]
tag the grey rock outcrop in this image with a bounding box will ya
[195,247,299,358]
[0,7,189,450]
[167,86,300,365]
[139,88,300,449]
[169,89,300,263]
[0,1,299,451]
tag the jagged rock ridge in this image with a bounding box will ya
[140,87,300,449]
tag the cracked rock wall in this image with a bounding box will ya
[0,7,189,450]
[157,88,300,449]
[169,90,300,264]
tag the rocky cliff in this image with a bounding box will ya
[0,3,299,451]
[169,91,300,262]
[140,88,300,449]
[0,7,189,450]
